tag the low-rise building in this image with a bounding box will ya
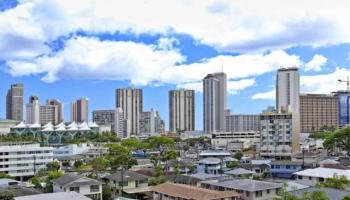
[199,150,232,159]
[0,143,53,178]
[268,161,303,179]
[294,167,350,186]
[0,118,18,135]
[152,183,239,200]
[201,179,282,200]
[103,170,150,198]
[197,157,236,174]
[212,131,260,151]
[52,143,89,158]
[52,173,102,200]
[14,191,92,200]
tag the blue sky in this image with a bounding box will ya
[1,0,350,130]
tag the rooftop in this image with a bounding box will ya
[152,183,238,200]
[202,179,282,192]
[291,187,350,200]
[14,192,91,200]
[294,167,350,179]
[224,168,255,176]
[52,173,101,187]
[104,170,149,182]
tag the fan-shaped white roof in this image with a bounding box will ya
[14,121,27,128]
[78,122,88,128]
[42,126,54,132]
[79,125,91,131]
[67,126,78,131]
[29,123,41,128]
[67,121,77,128]
[43,122,53,129]
[88,122,99,128]
[55,122,66,129]
[55,126,66,131]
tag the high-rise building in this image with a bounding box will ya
[71,98,89,123]
[140,108,165,135]
[169,89,195,131]
[203,72,227,133]
[225,114,261,132]
[300,94,339,132]
[275,67,300,154]
[260,112,294,159]
[40,104,59,125]
[26,96,40,124]
[276,67,300,113]
[6,83,24,121]
[332,91,350,128]
[47,99,64,123]
[92,108,126,137]
[115,88,143,135]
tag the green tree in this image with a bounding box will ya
[74,160,84,168]
[227,160,239,169]
[102,184,112,200]
[45,170,64,192]
[302,190,329,200]
[0,172,15,179]
[342,195,350,200]
[31,176,41,188]
[106,143,137,169]
[174,163,180,175]
[61,160,70,168]
[91,157,110,173]
[320,174,350,190]
[46,161,60,171]
[145,136,175,149]
[324,126,350,155]
[274,182,299,200]
[121,138,143,150]
[0,190,14,200]
[234,151,243,160]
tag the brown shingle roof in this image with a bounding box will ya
[152,183,238,200]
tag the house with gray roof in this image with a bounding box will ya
[52,173,102,200]
[201,179,282,200]
[224,167,255,177]
[103,170,150,198]
[290,187,350,200]
[14,191,92,200]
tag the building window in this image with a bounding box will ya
[267,189,270,194]
[246,191,250,197]
[70,187,79,192]
[90,185,100,192]
[309,176,312,180]
[255,191,262,197]
[298,176,302,179]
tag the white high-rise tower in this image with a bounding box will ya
[26,96,40,124]
[203,72,227,133]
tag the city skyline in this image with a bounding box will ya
[1,1,350,130]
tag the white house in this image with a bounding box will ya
[294,167,350,186]
[52,173,102,200]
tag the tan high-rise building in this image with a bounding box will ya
[300,94,339,133]
[115,88,143,136]
[26,95,40,124]
[6,83,24,121]
[169,89,195,131]
[40,104,59,125]
[203,72,227,133]
[275,67,300,154]
[47,99,64,123]
[71,98,89,123]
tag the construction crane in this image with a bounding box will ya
[338,76,350,92]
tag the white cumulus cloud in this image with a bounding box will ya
[252,89,275,100]
[304,54,328,72]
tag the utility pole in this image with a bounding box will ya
[338,76,350,92]
[33,155,36,175]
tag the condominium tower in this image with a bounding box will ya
[47,99,64,123]
[40,104,59,125]
[71,98,89,123]
[140,108,165,134]
[6,83,24,121]
[300,94,339,132]
[203,72,227,133]
[116,88,143,135]
[276,67,301,154]
[332,91,350,128]
[169,89,195,131]
[26,96,40,124]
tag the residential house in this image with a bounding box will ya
[152,183,239,200]
[294,167,350,186]
[268,161,303,179]
[52,173,102,200]
[197,157,235,174]
[224,168,255,178]
[14,192,92,200]
[201,179,282,200]
[103,170,150,198]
